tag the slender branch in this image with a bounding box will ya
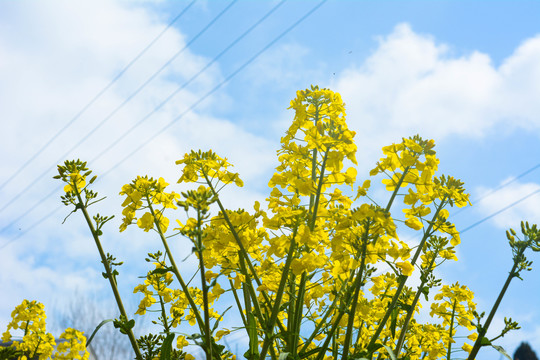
[395,246,440,356]
[466,245,526,360]
[196,208,213,360]
[447,300,457,360]
[147,202,206,337]
[74,189,142,360]
[366,196,448,352]
[341,221,371,360]
[385,166,411,213]
[259,227,299,360]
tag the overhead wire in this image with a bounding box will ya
[0,0,326,249]
[0,0,237,216]
[459,187,540,234]
[89,0,287,166]
[0,0,285,242]
[452,162,540,218]
[0,0,196,193]
[0,0,280,238]
[2,0,538,249]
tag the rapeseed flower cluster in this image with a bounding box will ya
[123,86,483,359]
[52,86,533,360]
[2,300,89,360]
[119,176,179,233]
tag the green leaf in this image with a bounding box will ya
[278,352,290,360]
[381,344,397,360]
[490,344,512,360]
[390,307,398,339]
[150,267,172,276]
[299,346,322,359]
[244,313,259,359]
[160,333,175,360]
[480,336,491,346]
[366,343,383,354]
[87,319,114,346]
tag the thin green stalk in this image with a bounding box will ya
[466,245,526,360]
[30,337,43,360]
[366,196,447,352]
[313,279,359,360]
[395,247,440,357]
[203,173,271,308]
[259,227,299,360]
[287,273,296,355]
[196,208,213,360]
[229,278,247,328]
[341,222,371,360]
[308,105,320,217]
[298,276,350,356]
[203,171,286,339]
[300,235,370,358]
[74,190,142,360]
[291,272,308,358]
[385,166,411,213]
[353,320,366,351]
[147,202,206,338]
[159,295,171,334]
[446,300,457,360]
[308,150,329,231]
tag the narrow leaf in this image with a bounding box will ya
[491,345,512,360]
[87,319,114,347]
[382,344,397,360]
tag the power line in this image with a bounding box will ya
[459,187,540,234]
[99,0,326,178]
[0,0,326,248]
[452,162,540,217]
[0,0,237,216]
[0,0,285,239]
[89,0,286,165]
[0,0,196,193]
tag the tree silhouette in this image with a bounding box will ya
[514,342,539,360]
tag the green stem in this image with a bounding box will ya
[196,208,213,360]
[74,189,142,360]
[309,150,329,231]
[447,300,457,360]
[291,272,308,358]
[203,171,286,341]
[341,222,371,360]
[314,277,359,360]
[147,202,206,338]
[466,245,526,360]
[298,277,349,356]
[385,166,411,213]
[287,272,296,355]
[159,295,171,334]
[259,227,299,360]
[308,105,320,219]
[395,247,440,357]
[229,278,247,328]
[366,196,447,353]
[202,173,271,311]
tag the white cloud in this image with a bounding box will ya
[333,23,540,172]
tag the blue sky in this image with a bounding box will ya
[1,1,540,358]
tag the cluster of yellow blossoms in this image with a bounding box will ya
[119,176,179,233]
[2,300,89,360]
[113,86,479,359]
